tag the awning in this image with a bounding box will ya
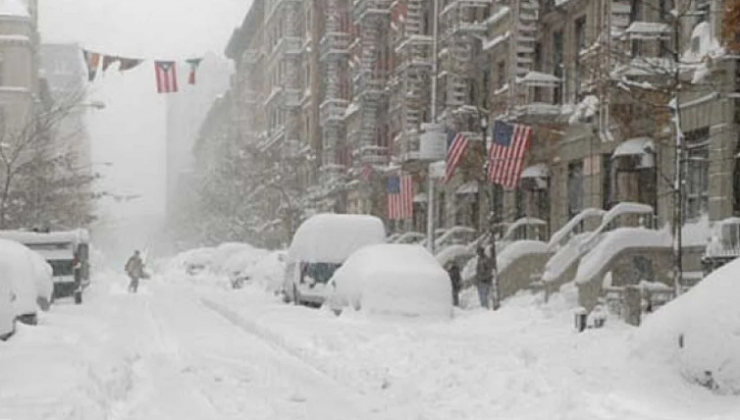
[612,137,655,168]
[521,163,550,179]
[456,182,478,195]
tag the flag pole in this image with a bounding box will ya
[426,0,440,253]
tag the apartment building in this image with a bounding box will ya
[0,0,39,133]
[222,0,738,240]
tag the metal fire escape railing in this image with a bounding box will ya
[509,0,540,113]
[438,0,491,130]
[395,0,432,162]
[352,0,391,163]
[320,0,351,168]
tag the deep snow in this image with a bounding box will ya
[2,246,740,420]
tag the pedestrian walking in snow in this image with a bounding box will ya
[125,250,145,294]
[475,246,493,309]
[447,262,462,307]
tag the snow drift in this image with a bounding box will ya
[634,256,740,395]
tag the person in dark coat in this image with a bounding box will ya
[475,246,493,309]
[447,262,462,307]
[125,250,145,294]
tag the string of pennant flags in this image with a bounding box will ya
[81,48,204,94]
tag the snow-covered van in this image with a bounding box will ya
[0,229,90,304]
[283,214,386,306]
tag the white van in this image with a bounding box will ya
[283,214,386,306]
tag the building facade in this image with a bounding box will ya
[220,0,739,241]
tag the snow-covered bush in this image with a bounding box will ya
[633,257,740,394]
[329,244,452,319]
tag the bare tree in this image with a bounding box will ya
[0,89,95,229]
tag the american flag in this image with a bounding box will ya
[387,175,413,220]
[155,61,178,94]
[488,121,533,189]
[444,127,469,184]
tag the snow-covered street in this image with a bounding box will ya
[2,262,740,420]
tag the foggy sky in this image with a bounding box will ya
[39,0,251,255]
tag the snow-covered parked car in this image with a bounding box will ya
[327,244,453,319]
[169,247,217,275]
[0,238,54,326]
[222,245,270,289]
[284,213,386,306]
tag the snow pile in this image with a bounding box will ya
[288,213,386,264]
[211,242,262,275]
[166,247,217,274]
[0,238,51,317]
[247,250,287,292]
[634,256,740,394]
[575,228,672,285]
[330,244,452,319]
[542,232,591,283]
[497,240,550,273]
[220,245,269,277]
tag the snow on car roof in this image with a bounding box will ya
[0,229,89,246]
[288,213,386,264]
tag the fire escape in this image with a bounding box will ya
[319,0,351,169]
[352,0,392,164]
[240,47,262,145]
[262,0,303,151]
[394,0,433,163]
[438,0,491,137]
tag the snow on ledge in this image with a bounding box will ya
[575,228,672,285]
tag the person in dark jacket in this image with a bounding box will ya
[447,262,462,307]
[475,246,493,309]
[125,250,145,293]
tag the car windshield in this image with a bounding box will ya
[48,260,74,276]
[303,262,341,284]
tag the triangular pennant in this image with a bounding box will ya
[185,58,203,85]
[118,57,144,72]
[81,49,101,82]
[102,55,120,73]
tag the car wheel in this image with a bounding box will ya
[74,291,83,305]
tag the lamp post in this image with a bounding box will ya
[425,0,441,254]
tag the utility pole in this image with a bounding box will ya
[670,13,685,298]
[425,0,440,254]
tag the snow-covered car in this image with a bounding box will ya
[284,213,386,306]
[327,244,453,319]
[222,245,270,289]
[0,239,54,326]
[169,247,217,275]
[0,260,14,340]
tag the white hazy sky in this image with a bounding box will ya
[39,0,251,218]
[39,0,251,255]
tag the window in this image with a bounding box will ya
[567,160,584,219]
[695,0,710,23]
[574,17,586,99]
[534,42,542,71]
[496,60,506,88]
[481,70,490,109]
[553,31,564,105]
[685,127,710,220]
[602,154,614,209]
